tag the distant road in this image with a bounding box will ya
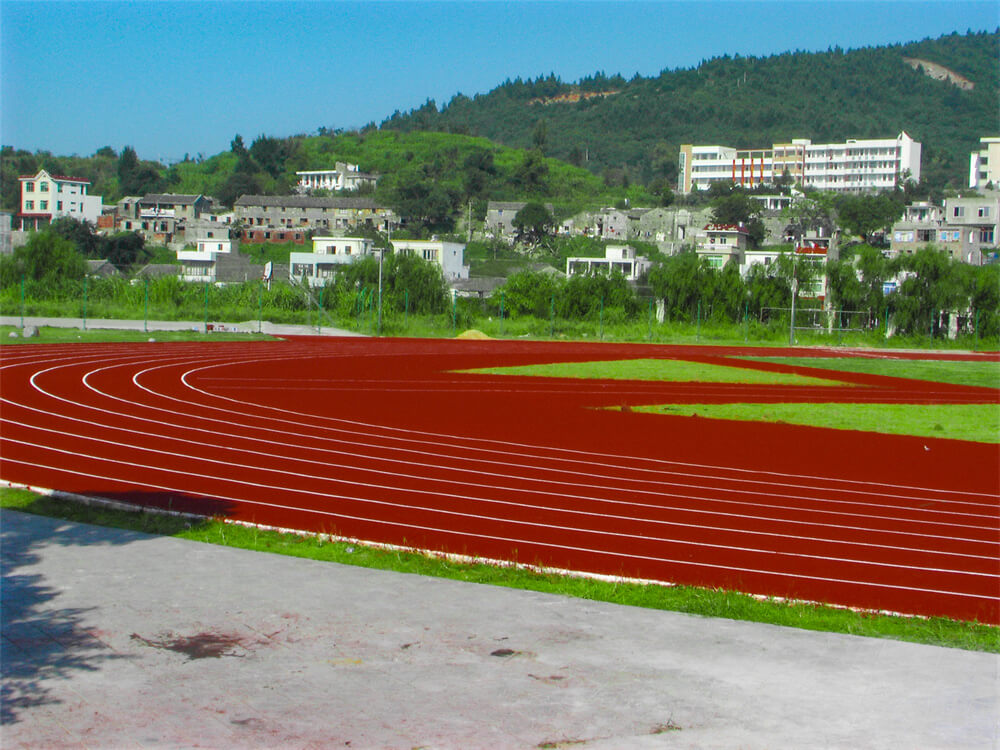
[0,316,364,337]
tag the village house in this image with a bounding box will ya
[890,194,999,264]
[234,195,398,240]
[391,239,470,281]
[289,236,378,287]
[565,244,651,281]
[17,170,104,230]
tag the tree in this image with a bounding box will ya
[512,202,554,247]
[385,169,456,234]
[514,150,549,194]
[781,193,837,245]
[117,146,164,196]
[0,231,86,289]
[710,192,766,248]
[835,193,905,245]
[49,216,101,257]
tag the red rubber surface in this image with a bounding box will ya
[2,337,998,623]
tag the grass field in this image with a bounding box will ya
[2,487,996,653]
[465,358,850,386]
[638,403,1000,443]
[740,356,1000,390]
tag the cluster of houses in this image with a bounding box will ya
[2,136,997,299]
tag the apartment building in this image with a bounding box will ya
[234,195,398,239]
[17,170,104,230]
[969,137,1000,189]
[890,195,998,264]
[678,133,921,195]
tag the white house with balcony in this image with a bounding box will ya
[391,239,469,281]
[290,236,377,286]
[695,224,749,268]
[17,170,103,230]
[296,163,378,193]
[566,245,651,281]
[176,238,235,282]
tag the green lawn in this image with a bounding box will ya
[464,358,851,386]
[740,356,1000,390]
[2,488,996,652]
[638,403,1000,443]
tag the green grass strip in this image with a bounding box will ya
[0,326,278,345]
[464,358,850,386]
[636,402,1000,443]
[2,488,996,653]
[740,356,1000,390]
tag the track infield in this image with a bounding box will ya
[1,337,997,624]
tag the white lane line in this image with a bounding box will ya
[5,420,996,565]
[7,396,997,549]
[3,448,997,595]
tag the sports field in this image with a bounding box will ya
[1,337,997,624]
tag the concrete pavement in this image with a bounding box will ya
[2,507,998,749]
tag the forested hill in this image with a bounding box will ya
[380,30,1000,190]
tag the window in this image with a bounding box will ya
[40,182,48,191]
[57,201,63,210]
[25,200,34,210]
[980,228,995,244]
[25,183,34,192]
[57,184,63,193]
[978,206,991,218]
[953,206,965,218]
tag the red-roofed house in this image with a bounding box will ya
[17,170,103,230]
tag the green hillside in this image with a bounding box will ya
[381,30,1000,191]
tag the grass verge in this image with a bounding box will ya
[636,403,1000,443]
[0,326,279,345]
[2,487,997,653]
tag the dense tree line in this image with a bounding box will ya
[491,244,998,339]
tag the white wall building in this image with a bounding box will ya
[678,133,921,195]
[17,169,103,230]
[565,245,651,281]
[290,236,377,286]
[391,239,470,281]
[969,137,1000,190]
[296,163,378,193]
[176,239,234,283]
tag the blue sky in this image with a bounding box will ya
[2,1,997,163]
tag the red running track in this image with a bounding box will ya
[1,337,998,624]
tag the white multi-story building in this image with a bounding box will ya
[969,137,1000,190]
[678,133,921,195]
[290,236,377,286]
[391,239,470,281]
[295,162,378,193]
[17,169,103,230]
